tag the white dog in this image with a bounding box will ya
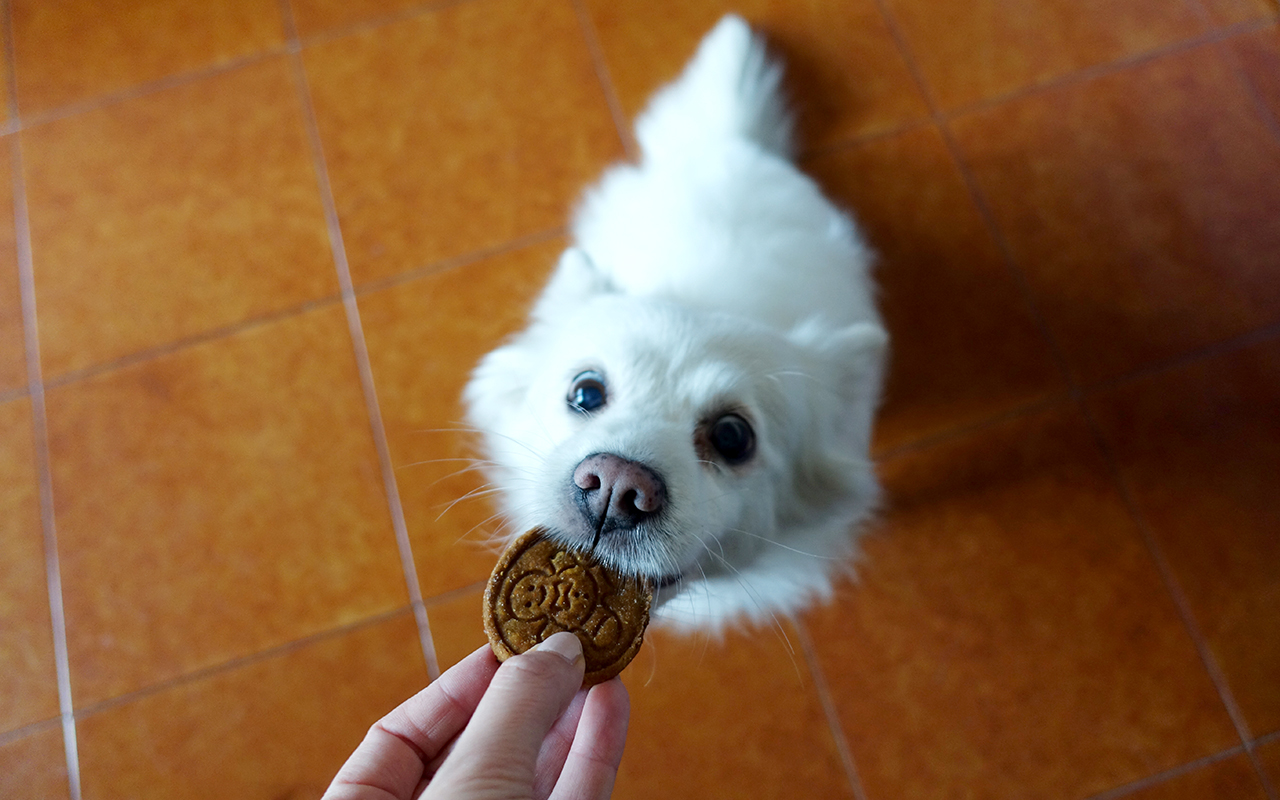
[464,15,887,631]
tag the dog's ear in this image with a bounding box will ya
[788,319,888,451]
[530,248,616,322]
[467,249,614,444]
[463,325,548,446]
[776,320,887,527]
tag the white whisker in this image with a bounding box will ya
[724,527,840,560]
[433,483,505,522]
[688,528,798,665]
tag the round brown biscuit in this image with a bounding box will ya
[483,528,652,686]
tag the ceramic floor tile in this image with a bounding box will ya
[884,0,1205,110]
[424,586,488,674]
[583,0,929,153]
[1087,337,1280,736]
[76,612,427,800]
[0,398,59,734]
[24,59,338,380]
[1231,23,1280,120]
[1121,754,1268,799]
[805,405,1238,800]
[951,45,1280,385]
[359,239,559,598]
[0,725,70,800]
[303,0,621,286]
[290,0,431,38]
[806,126,1065,454]
[1200,0,1280,25]
[46,305,407,706]
[11,0,285,114]
[612,623,855,800]
[0,143,25,396]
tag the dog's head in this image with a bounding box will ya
[464,258,885,627]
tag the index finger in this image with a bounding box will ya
[324,645,499,800]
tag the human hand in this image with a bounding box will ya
[323,631,630,800]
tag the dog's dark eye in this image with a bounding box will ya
[568,371,607,413]
[709,414,754,463]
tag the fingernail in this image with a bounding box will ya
[532,631,584,667]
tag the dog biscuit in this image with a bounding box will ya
[483,528,652,686]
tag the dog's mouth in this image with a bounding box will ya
[648,569,687,609]
[544,522,689,592]
[654,571,684,590]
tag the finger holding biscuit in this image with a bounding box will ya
[323,632,630,800]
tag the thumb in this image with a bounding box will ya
[422,632,586,799]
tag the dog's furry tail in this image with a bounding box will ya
[634,14,793,161]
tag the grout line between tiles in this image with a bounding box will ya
[866,0,1077,381]
[875,319,1280,465]
[859,0,1280,460]
[875,391,1074,463]
[798,16,1273,171]
[941,136,1076,390]
[6,6,1270,786]
[1255,727,1280,800]
[1,2,1265,146]
[807,33,1280,470]
[1072,269,1278,800]
[793,620,870,800]
[1077,398,1265,765]
[4,6,80,794]
[0,383,28,405]
[11,138,83,800]
[24,233,567,397]
[1192,4,1280,151]
[793,12,1269,169]
[280,1,440,680]
[863,6,1280,797]
[863,0,1078,401]
[29,229,572,394]
[800,117,935,163]
[1082,744,1247,800]
[40,292,346,391]
[2,0,481,136]
[1227,59,1280,148]
[568,0,638,161]
[937,17,1274,124]
[352,225,567,299]
[420,578,488,607]
[0,715,61,750]
[1082,320,1280,396]
[1261,755,1280,800]
[296,0,478,49]
[278,0,301,47]
[74,605,418,720]
[1187,0,1280,29]
[10,46,291,132]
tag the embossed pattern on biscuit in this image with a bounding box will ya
[483,528,652,686]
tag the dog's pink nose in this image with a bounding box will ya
[573,453,666,531]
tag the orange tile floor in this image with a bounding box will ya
[1,1,1279,798]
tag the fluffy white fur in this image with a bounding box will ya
[464,15,887,631]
